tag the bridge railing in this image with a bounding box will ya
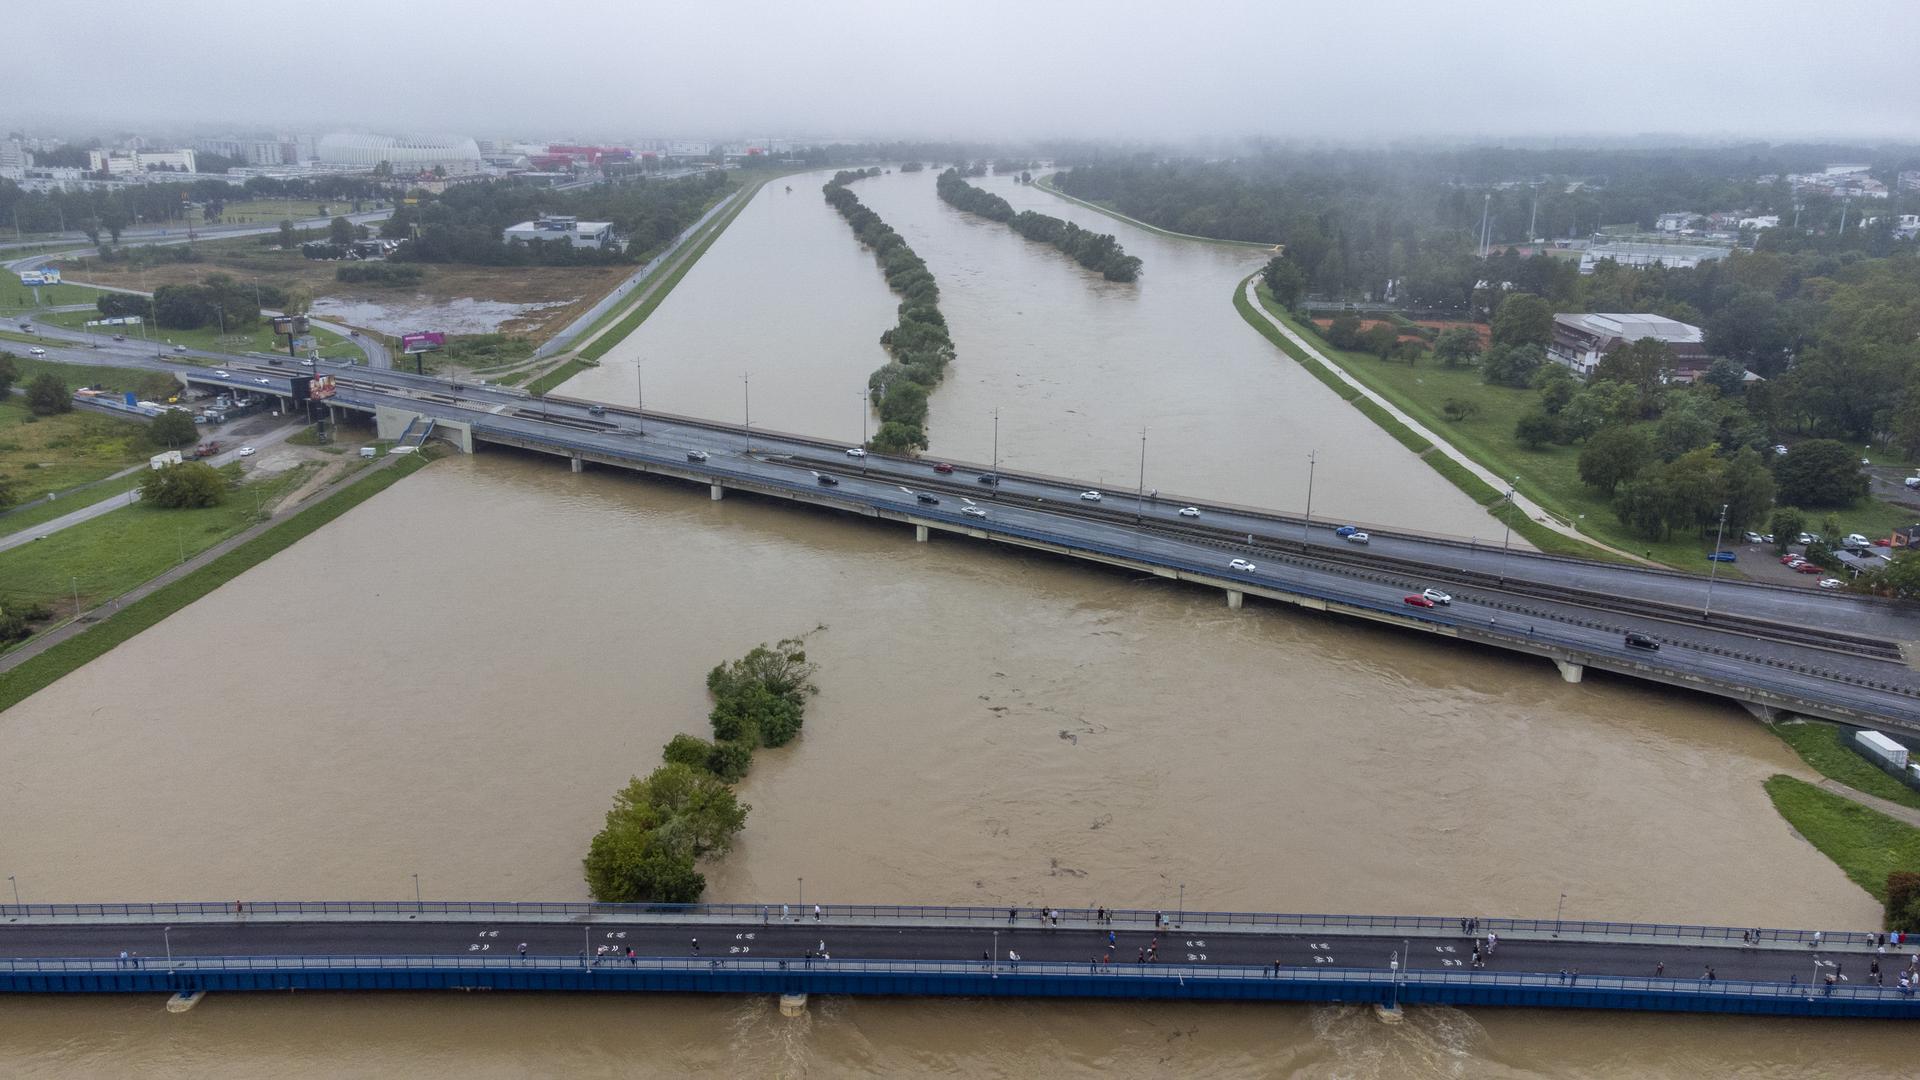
[1,953,1909,1002]
[0,900,1885,949]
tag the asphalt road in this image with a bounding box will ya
[0,919,1888,988]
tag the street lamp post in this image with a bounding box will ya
[992,929,998,976]
[1499,477,1519,583]
[1178,882,1185,926]
[1301,450,1317,541]
[1704,503,1729,618]
[991,408,1000,499]
[1135,428,1147,522]
[7,875,17,906]
[635,358,644,436]
[1555,892,1566,938]
[798,877,803,911]
[164,926,173,970]
[742,373,751,454]
[412,872,421,911]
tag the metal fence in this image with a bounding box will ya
[0,900,1891,949]
[1,953,1911,1003]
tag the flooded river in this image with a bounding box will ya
[567,168,1493,539]
[1,456,1904,1077]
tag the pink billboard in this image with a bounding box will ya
[401,331,446,353]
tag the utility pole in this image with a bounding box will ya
[990,407,1000,500]
[742,373,751,454]
[1499,478,1518,583]
[635,358,644,435]
[1527,185,1539,241]
[1479,192,1492,257]
[1705,503,1729,618]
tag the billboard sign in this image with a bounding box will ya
[271,315,310,337]
[401,331,446,354]
[19,268,62,286]
[308,374,337,401]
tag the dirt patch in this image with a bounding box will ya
[65,241,630,344]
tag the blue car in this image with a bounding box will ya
[1707,551,1737,563]
[1333,525,1359,537]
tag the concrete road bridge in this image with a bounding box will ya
[4,901,1917,1019]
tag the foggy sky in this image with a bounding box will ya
[13,0,1919,143]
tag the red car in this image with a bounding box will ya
[932,462,954,474]
[1402,594,1436,608]
[1780,554,1804,565]
[1795,562,1824,574]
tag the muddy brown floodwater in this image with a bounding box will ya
[1,456,1904,1077]
[568,167,1496,540]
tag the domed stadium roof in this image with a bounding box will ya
[315,133,482,166]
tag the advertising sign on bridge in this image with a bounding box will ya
[309,375,337,401]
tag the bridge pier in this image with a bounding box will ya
[1743,702,1783,722]
[1553,658,1585,684]
[915,525,929,543]
[1225,589,1244,610]
[570,455,583,473]
[779,992,808,1017]
[166,990,206,1013]
[710,484,724,501]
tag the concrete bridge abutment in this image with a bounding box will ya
[1226,589,1244,610]
[570,456,583,473]
[1554,658,1585,684]
[710,485,724,501]
[915,525,929,543]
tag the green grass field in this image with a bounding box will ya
[0,397,153,494]
[1764,775,1920,904]
[1772,722,1920,812]
[0,281,111,314]
[0,471,146,540]
[0,463,313,612]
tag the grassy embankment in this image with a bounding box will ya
[0,396,153,493]
[1032,174,1277,251]
[1771,721,1920,812]
[521,172,778,395]
[0,461,317,613]
[0,452,431,712]
[1764,775,1920,904]
[34,307,361,360]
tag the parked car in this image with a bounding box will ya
[1773,444,1789,455]
[846,447,867,458]
[1742,531,1765,544]
[1420,588,1452,605]
[961,506,987,518]
[1780,554,1804,566]
[237,446,256,457]
[1178,506,1201,518]
[1080,491,1102,501]
[686,449,709,462]
[1843,533,1870,548]
[1797,532,1822,545]
[1818,578,1844,590]
[1762,533,1776,544]
[932,462,954,474]
[916,492,939,504]
[1793,561,1823,574]
[1874,538,1893,546]
[1707,551,1737,563]
[1333,525,1359,537]
[1228,558,1258,572]
[1402,594,1436,608]
[815,474,839,486]
[1346,531,1370,544]
[1907,477,1920,489]
[1624,631,1660,651]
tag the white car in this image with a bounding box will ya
[1420,588,1452,606]
[28,346,46,356]
[961,506,987,519]
[256,378,271,385]
[1907,477,1920,489]
[1178,506,1201,518]
[1844,533,1870,547]
[1797,532,1822,545]
[1346,531,1371,544]
[1773,444,1789,455]
[1818,578,1844,590]
[1229,558,1257,572]
[845,447,867,458]
[237,446,256,457]
[1080,491,1102,502]
[215,370,230,377]
[1742,532,1764,544]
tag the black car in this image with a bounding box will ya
[686,450,709,463]
[976,473,999,486]
[816,474,839,486]
[916,492,939,504]
[1624,632,1660,651]
[588,405,606,416]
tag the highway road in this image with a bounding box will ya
[0,209,395,258]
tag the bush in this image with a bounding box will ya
[1514,410,1560,450]
[1441,398,1479,422]
[335,263,424,286]
[1888,871,1920,932]
[139,460,227,508]
[26,373,70,415]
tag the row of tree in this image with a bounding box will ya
[935,169,1142,282]
[823,169,955,453]
[583,637,819,904]
[0,173,384,240]
[97,274,292,331]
